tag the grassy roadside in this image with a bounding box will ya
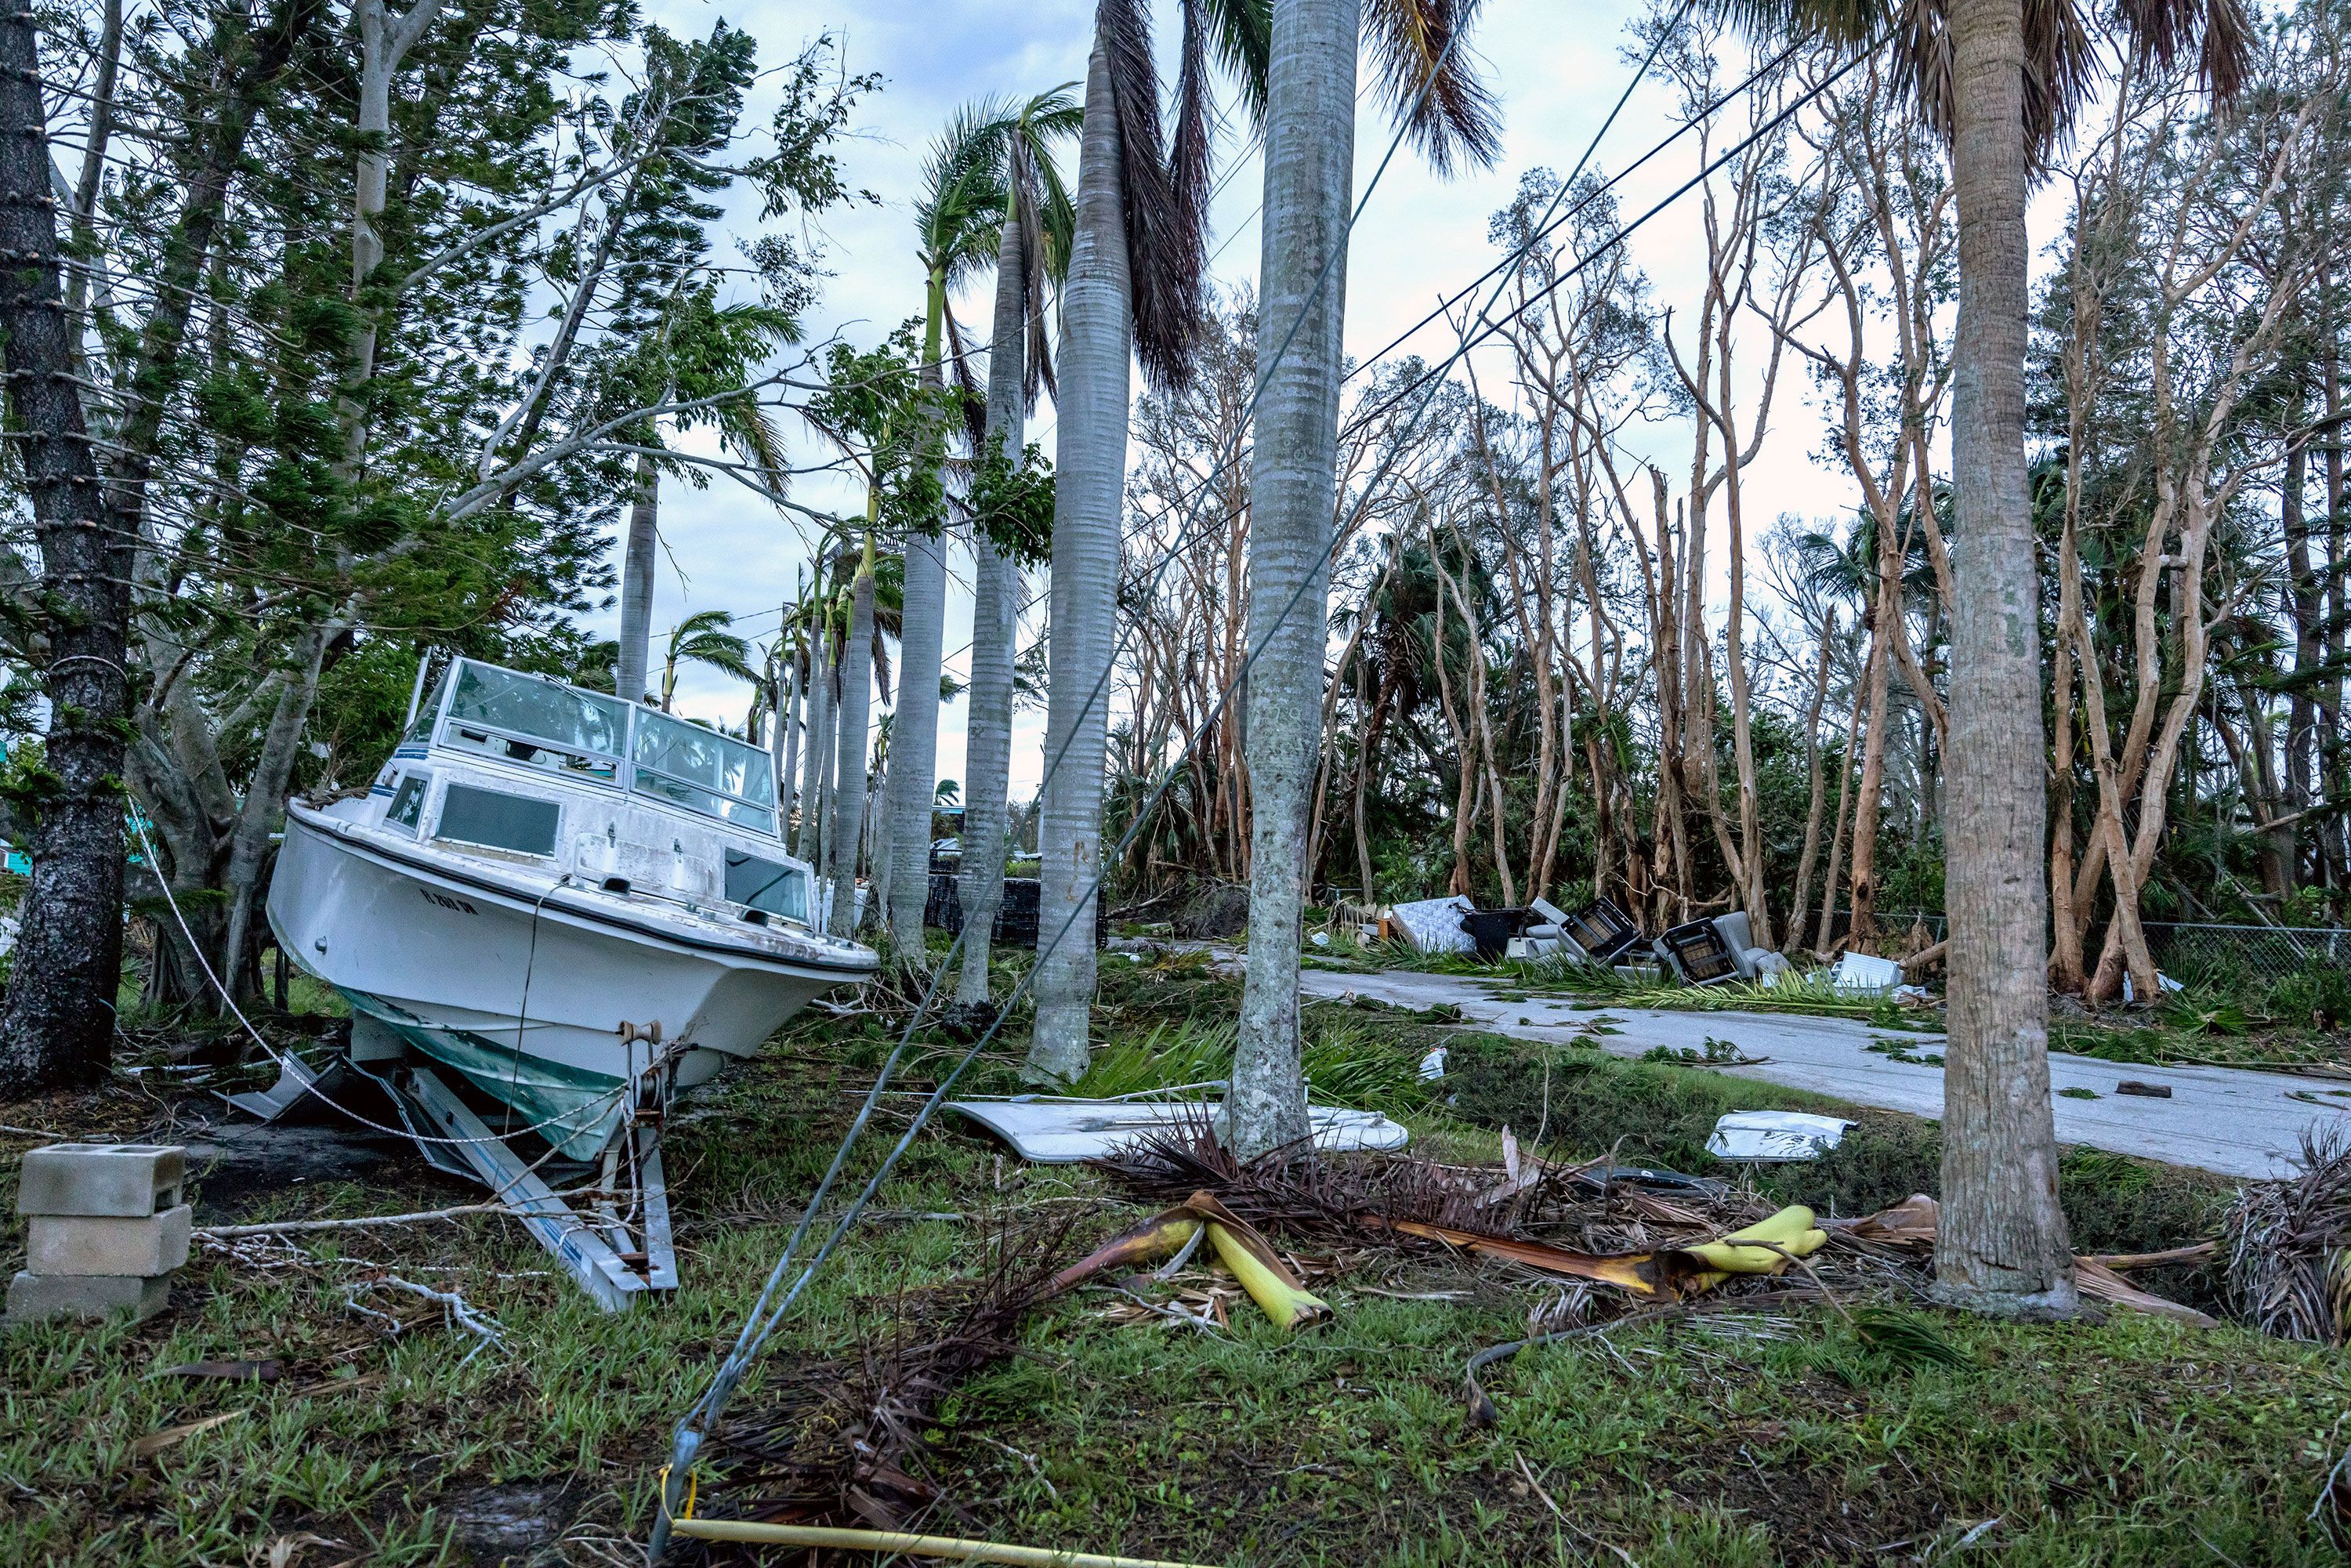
[0,951,2343,1564]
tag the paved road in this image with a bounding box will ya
[1294,963,2339,1181]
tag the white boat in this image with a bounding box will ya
[267,657,877,1163]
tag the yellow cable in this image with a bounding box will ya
[668,1518,1224,1566]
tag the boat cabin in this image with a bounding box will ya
[364,659,815,929]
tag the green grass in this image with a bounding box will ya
[0,954,2336,1563]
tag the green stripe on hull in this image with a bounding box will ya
[342,991,623,1160]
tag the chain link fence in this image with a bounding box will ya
[2140,922,2351,986]
[1810,911,2351,987]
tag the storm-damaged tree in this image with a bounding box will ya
[11,1,866,1014]
[1710,0,2247,1315]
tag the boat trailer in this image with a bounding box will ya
[230,1033,680,1313]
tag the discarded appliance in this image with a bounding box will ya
[944,1097,1412,1163]
[1386,895,1477,954]
[1556,896,1646,964]
[8,1144,189,1324]
[1462,907,1532,962]
[254,656,879,1310]
[1704,1110,1853,1162]
[1707,911,1788,981]
[1654,918,1742,986]
[1830,950,1905,995]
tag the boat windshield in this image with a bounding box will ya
[631,709,776,834]
[444,662,629,773]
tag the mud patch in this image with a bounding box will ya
[183,1109,468,1220]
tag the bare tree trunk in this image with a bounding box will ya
[958,215,1027,1007]
[1229,0,1356,1160]
[617,453,657,704]
[799,625,834,864]
[1787,610,1835,954]
[0,2,130,1093]
[828,546,877,937]
[776,641,800,835]
[1936,0,2076,1317]
[1029,42,1131,1081]
[886,276,954,955]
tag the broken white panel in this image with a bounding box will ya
[2119,970,2186,1004]
[1386,895,1475,954]
[944,1099,1411,1163]
[1705,1110,1853,1163]
[1831,951,1904,995]
[1417,1045,1448,1082]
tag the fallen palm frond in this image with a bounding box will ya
[1838,1193,2218,1327]
[1092,1115,1635,1243]
[717,1209,1089,1530]
[2225,1125,2351,1343]
[1049,1191,1330,1331]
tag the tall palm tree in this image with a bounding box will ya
[884,96,1079,965]
[1225,0,1498,1159]
[1708,0,2248,1313]
[1028,0,1272,1082]
[614,288,798,704]
[659,607,755,712]
[957,90,1079,1008]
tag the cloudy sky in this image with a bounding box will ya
[611,0,1910,798]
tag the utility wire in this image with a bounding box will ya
[648,24,1865,1553]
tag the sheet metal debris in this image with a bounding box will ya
[1704,1110,1853,1162]
[944,1098,1410,1164]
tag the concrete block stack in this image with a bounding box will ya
[8,1143,189,1324]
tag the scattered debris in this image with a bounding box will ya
[153,1358,284,1382]
[1865,1037,1946,1067]
[1831,951,1905,995]
[1051,1192,1330,1331]
[1643,1036,1770,1067]
[2116,1081,2174,1099]
[1704,1110,1853,1162]
[943,1099,1411,1164]
[133,1408,250,1460]
[1842,1193,2215,1326]
[1417,1045,1448,1082]
[2224,1127,2351,1343]
[1386,895,1476,954]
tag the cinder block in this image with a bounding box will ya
[16,1144,184,1218]
[5,1269,170,1324]
[26,1205,192,1277]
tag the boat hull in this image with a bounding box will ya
[270,805,872,1157]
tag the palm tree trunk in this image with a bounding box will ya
[0,0,129,1094]
[1936,0,2076,1317]
[617,451,657,704]
[958,214,1028,1006]
[828,546,878,937]
[800,627,834,864]
[776,644,800,836]
[1228,0,1358,1161]
[1028,39,1132,1081]
[885,281,952,956]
